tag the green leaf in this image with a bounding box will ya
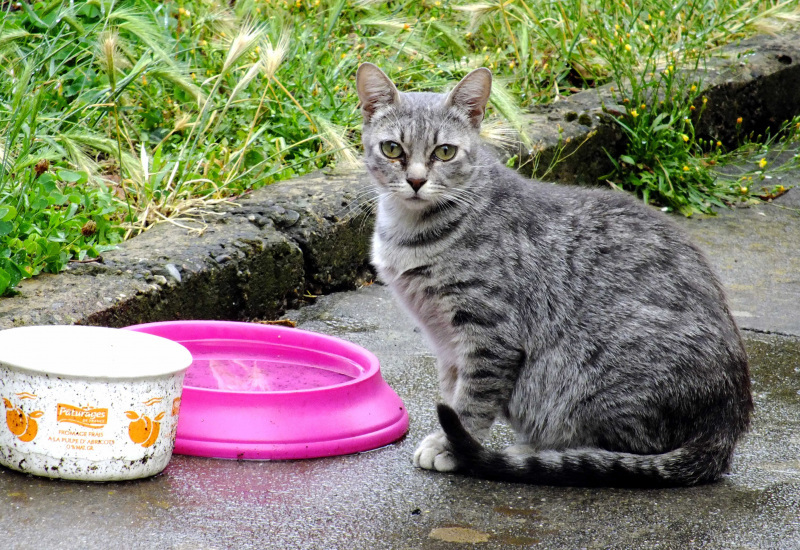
[0,267,10,295]
[620,155,636,165]
[0,205,17,221]
[49,192,67,206]
[57,169,82,183]
[40,177,56,194]
[0,221,12,236]
[31,197,48,211]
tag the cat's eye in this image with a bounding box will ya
[433,144,458,161]
[380,141,404,159]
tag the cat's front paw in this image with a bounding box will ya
[413,430,458,472]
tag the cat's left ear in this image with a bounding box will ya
[446,68,492,128]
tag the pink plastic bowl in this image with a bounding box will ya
[123,321,408,460]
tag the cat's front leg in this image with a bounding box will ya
[413,361,459,472]
[414,347,522,472]
[447,344,523,439]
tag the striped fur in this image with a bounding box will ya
[356,63,752,487]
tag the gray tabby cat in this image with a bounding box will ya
[355,62,752,487]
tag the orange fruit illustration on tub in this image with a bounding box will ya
[3,398,44,442]
[125,411,165,448]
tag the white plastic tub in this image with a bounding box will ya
[0,325,192,481]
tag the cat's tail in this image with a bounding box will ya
[436,404,733,487]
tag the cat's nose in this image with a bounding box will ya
[406,177,427,192]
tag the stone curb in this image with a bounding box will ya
[1,33,799,328]
[0,171,373,328]
[517,32,800,185]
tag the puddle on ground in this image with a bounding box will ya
[429,526,490,543]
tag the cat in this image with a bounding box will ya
[355,62,752,487]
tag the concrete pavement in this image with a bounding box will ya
[2,281,800,548]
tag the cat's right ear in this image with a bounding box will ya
[356,63,400,123]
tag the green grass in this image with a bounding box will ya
[1,0,799,295]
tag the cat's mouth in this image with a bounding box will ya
[404,195,430,208]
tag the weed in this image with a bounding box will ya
[1,0,799,294]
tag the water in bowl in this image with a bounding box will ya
[181,338,361,392]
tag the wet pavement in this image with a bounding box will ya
[2,280,800,549]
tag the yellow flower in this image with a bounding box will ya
[736,117,743,124]
[759,158,767,169]
[690,85,697,92]
[630,109,639,118]
[640,104,646,110]
[740,186,748,194]
[590,39,597,46]
[716,141,722,147]
[683,166,690,171]
[509,61,515,69]
[681,134,689,142]
[625,44,632,52]
[702,96,708,104]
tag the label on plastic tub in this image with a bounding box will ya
[0,365,183,468]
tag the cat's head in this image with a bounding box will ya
[355,63,492,211]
